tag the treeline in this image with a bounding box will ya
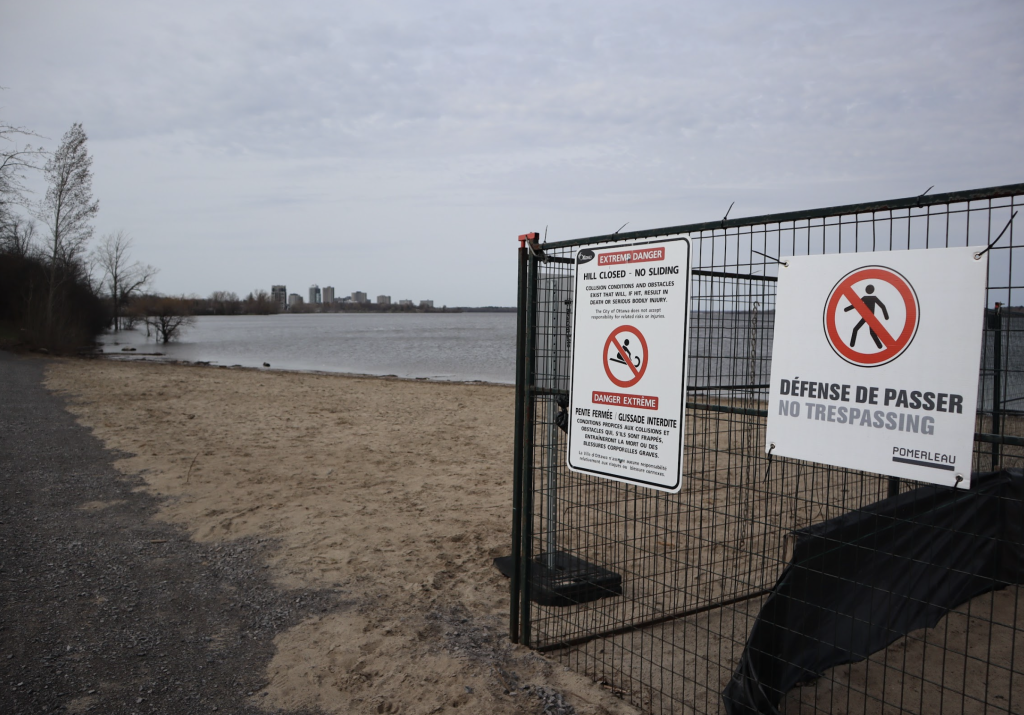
[0,250,107,350]
[0,115,170,350]
[455,306,516,313]
[0,122,108,350]
[187,294,516,316]
[289,302,445,314]
[191,293,507,315]
[190,291,280,316]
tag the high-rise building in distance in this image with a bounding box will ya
[309,284,321,304]
[377,295,391,306]
[271,285,287,311]
[322,286,335,304]
[351,291,367,304]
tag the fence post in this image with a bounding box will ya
[518,245,540,647]
[988,304,1003,468]
[509,233,535,643]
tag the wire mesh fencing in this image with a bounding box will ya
[507,184,1024,715]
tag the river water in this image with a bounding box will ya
[98,313,517,384]
[96,309,776,389]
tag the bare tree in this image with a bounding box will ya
[0,214,36,257]
[142,296,195,343]
[39,123,98,267]
[209,290,241,315]
[37,123,99,334]
[94,231,157,331]
[0,116,43,237]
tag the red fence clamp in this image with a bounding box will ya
[518,232,539,248]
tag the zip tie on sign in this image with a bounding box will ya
[974,211,1018,260]
[752,250,789,267]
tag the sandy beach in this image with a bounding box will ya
[44,358,639,715]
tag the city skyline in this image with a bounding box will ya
[273,283,434,309]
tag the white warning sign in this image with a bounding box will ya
[567,238,692,492]
[766,247,987,488]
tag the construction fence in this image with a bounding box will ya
[504,184,1024,715]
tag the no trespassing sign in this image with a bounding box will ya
[766,247,986,488]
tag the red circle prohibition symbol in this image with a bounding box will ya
[823,266,920,367]
[603,325,649,388]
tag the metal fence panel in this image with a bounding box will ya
[510,185,1024,714]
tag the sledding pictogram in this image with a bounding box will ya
[603,325,649,387]
[823,265,920,367]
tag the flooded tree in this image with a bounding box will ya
[94,231,157,331]
[141,296,195,343]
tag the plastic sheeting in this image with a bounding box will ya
[723,469,1024,715]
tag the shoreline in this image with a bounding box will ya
[93,352,516,387]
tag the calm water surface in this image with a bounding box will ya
[98,313,517,384]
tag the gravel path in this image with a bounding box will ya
[0,351,340,715]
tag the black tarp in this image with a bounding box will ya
[723,469,1024,715]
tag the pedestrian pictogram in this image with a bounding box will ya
[603,325,649,387]
[823,265,920,367]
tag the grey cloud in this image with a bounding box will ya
[2,0,1022,303]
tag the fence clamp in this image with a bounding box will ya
[518,232,539,248]
[519,231,549,261]
[764,443,775,481]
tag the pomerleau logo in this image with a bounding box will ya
[578,249,595,264]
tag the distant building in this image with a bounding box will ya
[288,293,303,308]
[377,295,391,306]
[351,291,368,304]
[419,300,434,309]
[309,284,321,305]
[322,286,335,304]
[271,285,287,311]
[399,299,414,307]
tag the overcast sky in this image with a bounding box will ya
[2,0,1022,305]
